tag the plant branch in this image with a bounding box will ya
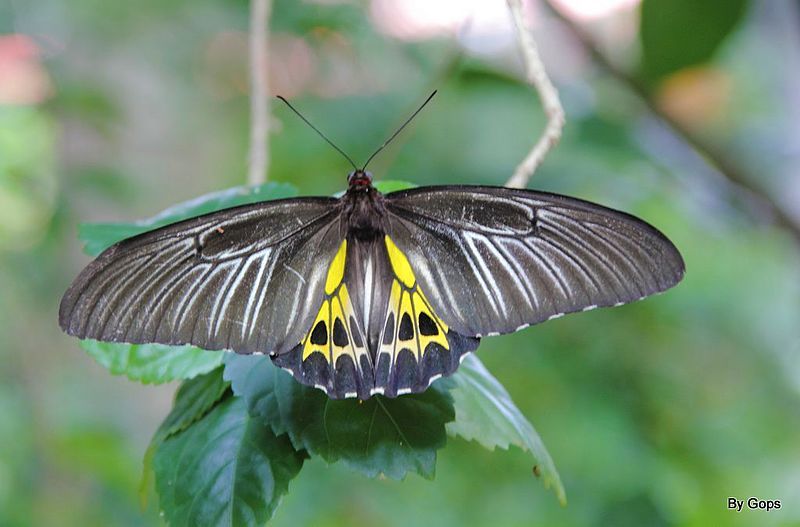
[248,0,272,186]
[544,1,800,242]
[505,0,566,189]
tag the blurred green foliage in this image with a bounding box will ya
[1,0,799,526]
[640,0,750,82]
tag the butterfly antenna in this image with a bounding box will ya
[361,90,437,171]
[276,95,358,171]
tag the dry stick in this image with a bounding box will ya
[248,0,272,186]
[544,2,800,242]
[505,0,566,189]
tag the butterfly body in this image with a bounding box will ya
[268,171,479,399]
[60,174,684,400]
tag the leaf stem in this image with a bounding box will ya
[376,397,411,447]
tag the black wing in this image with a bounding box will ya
[59,197,343,355]
[384,186,685,337]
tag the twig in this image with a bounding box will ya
[544,1,800,242]
[505,0,566,189]
[248,0,272,186]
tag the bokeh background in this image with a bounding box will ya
[2,0,799,525]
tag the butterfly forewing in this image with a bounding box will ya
[384,186,685,337]
[59,197,344,355]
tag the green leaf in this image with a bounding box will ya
[373,179,417,193]
[224,354,454,480]
[447,354,566,505]
[156,367,230,442]
[640,0,750,82]
[80,340,224,384]
[154,395,306,527]
[79,181,298,256]
[77,223,149,257]
[140,368,230,506]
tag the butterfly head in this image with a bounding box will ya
[348,169,373,190]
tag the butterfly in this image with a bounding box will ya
[59,95,685,400]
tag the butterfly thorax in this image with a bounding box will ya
[342,174,387,241]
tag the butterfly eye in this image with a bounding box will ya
[347,170,373,188]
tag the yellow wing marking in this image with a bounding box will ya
[384,235,415,288]
[325,240,347,295]
[301,237,367,368]
[305,236,450,368]
[412,290,449,352]
[397,288,420,358]
[380,236,451,364]
[331,288,357,364]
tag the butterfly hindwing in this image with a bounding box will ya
[372,235,478,397]
[273,240,376,399]
[384,186,685,337]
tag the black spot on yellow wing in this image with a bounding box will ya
[398,313,413,341]
[310,321,327,345]
[332,318,348,347]
[418,312,438,335]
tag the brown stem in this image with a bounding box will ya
[248,0,272,186]
[505,0,565,188]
